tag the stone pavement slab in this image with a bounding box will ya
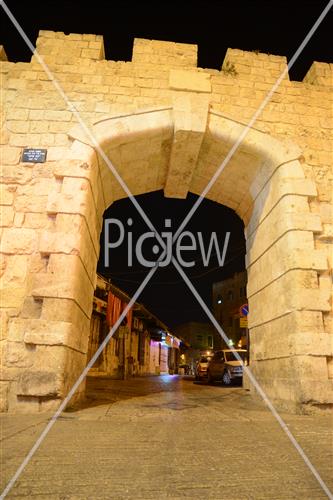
[1,376,332,499]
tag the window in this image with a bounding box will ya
[228,290,234,301]
[207,335,213,348]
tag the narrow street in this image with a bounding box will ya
[1,376,332,499]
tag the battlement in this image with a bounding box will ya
[132,38,197,67]
[36,30,105,61]
[2,30,332,87]
[0,45,7,61]
[303,61,333,87]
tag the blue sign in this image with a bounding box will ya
[240,304,248,317]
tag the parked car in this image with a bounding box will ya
[195,354,213,381]
[206,349,247,385]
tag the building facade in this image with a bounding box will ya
[212,271,248,349]
[174,322,216,373]
[87,275,180,380]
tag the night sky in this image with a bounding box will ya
[1,0,331,327]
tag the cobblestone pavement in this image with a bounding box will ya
[1,375,332,499]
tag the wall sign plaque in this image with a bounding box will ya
[22,148,47,163]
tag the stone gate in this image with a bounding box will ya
[0,31,332,413]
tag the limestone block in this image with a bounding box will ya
[46,179,85,213]
[7,389,41,413]
[165,92,209,198]
[295,332,333,357]
[31,254,94,316]
[299,379,333,405]
[248,270,331,327]
[317,224,333,241]
[53,159,102,209]
[169,70,211,93]
[0,185,14,205]
[21,296,43,319]
[62,175,103,221]
[0,382,9,412]
[0,205,14,226]
[251,324,332,360]
[248,178,317,236]
[0,287,27,309]
[0,254,29,309]
[315,202,332,224]
[0,254,28,284]
[17,370,62,397]
[39,228,97,284]
[24,319,89,353]
[39,228,81,255]
[5,341,34,368]
[17,178,54,198]
[58,210,98,248]
[0,310,9,341]
[249,158,306,201]
[41,298,90,352]
[94,109,173,148]
[246,208,322,264]
[1,165,32,185]
[1,228,37,254]
[0,253,5,277]
[23,213,49,229]
[246,358,298,404]
[15,194,48,213]
[63,348,87,396]
[0,126,9,145]
[247,241,328,296]
[46,188,100,242]
[0,146,22,165]
[8,318,27,341]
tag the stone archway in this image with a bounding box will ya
[3,106,330,414]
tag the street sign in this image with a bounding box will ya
[22,148,47,163]
[240,317,248,328]
[239,303,249,317]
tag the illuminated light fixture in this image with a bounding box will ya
[217,296,222,304]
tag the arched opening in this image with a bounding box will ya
[9,108,329,413]
[85,190,246,391]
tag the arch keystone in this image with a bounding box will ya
[164,92,209,198]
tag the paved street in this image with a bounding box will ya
[1,375,332,499]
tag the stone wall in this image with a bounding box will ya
[0,31,332,413]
